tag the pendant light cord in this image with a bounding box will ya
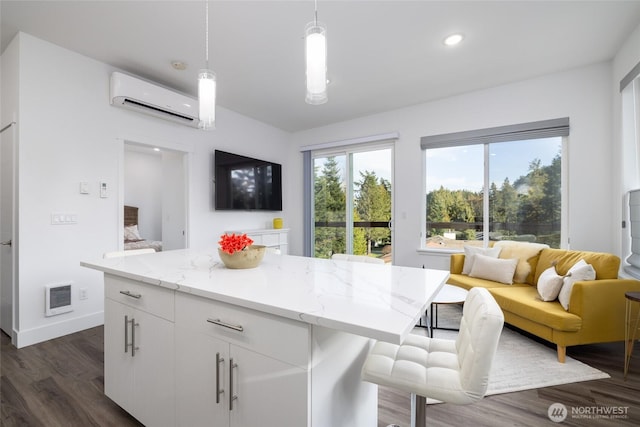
[205,0,210,69]
[314,0,318,26]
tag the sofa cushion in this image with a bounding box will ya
[469,254,518,285]
[494,241,549,285]
[462,245,501,275]
[535,248,620,282]
[558,260,596,310]
[537,265,564,301]
[488,286,582,332]
[448,273,530,291]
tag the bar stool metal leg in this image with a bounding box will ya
[410,394,426,427]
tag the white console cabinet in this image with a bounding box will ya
[103,275,175,427]
[226,228,289,254]
[175,292,308,426]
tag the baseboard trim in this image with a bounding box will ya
[14,311,104,348]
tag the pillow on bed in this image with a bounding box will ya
[124,225,142,242]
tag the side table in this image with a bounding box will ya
[625,291,640,379]
[430,284,469,338]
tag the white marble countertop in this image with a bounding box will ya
[82,249,448,344]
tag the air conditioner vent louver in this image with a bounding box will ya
[123,99,196,123]
[110,72,199,128]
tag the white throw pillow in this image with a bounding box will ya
[536,266,564,301]
[124,225,142,241]
[462,246,501,275]
[469,254,518,285]
[558,260,596,310]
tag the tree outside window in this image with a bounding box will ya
[425,137,562,249]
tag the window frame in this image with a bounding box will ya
[419,118,569,253]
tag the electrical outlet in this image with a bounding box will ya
[79,288,88,300]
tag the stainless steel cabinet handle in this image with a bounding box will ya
[216,352,225,404]
[119,290,142,299]
[131,318,139,357]
[124,315,129,353]
[207,318,244,332]
[229,358,238,411]
[0,240,11,247]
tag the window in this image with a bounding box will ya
[621,64,640,278]
[301,132,398,258]
[421,119,568,250]
[312,145,393,260]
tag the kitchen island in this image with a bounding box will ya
[82,249,448,427]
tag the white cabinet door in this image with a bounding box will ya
[104,298,175,427]
[104,299,135,415]
[176,329,307,427]
[175,327,230,427]
[229,345,308,427]
[133,308,175,427]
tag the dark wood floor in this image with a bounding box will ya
[2,325,640,427]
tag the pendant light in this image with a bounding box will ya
[198,0,216,129]
[305,0,327,105]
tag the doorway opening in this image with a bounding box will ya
[121,140,190,252]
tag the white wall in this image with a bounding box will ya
[7,23,638,345]
[291,62,614,269]
[4,32,292,347]
[123,148,162,241]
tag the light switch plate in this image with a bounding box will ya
[79,181,89,194]
[100,181,108,198]
[51,213,78,225]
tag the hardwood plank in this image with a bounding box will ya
[0,375,46,427]
[378,339,640,427]
[1,328,142,427]
[3,324,640,427]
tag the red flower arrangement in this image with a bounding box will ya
[218,233,254,255]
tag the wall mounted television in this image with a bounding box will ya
[214,150,283,211]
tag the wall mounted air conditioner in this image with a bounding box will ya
[110,72,199,128]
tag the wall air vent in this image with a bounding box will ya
[45,282,73,317]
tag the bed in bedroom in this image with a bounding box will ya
[124,205,163,252]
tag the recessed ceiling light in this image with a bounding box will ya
[171,60,187,70]
[443,33,464,46]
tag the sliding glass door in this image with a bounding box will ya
[313,144,393,263]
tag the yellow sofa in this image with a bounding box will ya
[448,248,640,362]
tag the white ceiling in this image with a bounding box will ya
[2,1,640,132]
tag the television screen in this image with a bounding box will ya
[214,150,282,211]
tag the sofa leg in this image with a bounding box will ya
[557,345,566,363]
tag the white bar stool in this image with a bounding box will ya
[361,288,504,427]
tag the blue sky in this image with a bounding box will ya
[315,148,393,186]
[313,138,561,194]
[425,137,562,193]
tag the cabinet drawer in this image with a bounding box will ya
[175,293,309,369]
[246,234,262,245]
[105,275,175,321]
[261,233,280,247]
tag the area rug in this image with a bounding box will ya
[414,306,610,400]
